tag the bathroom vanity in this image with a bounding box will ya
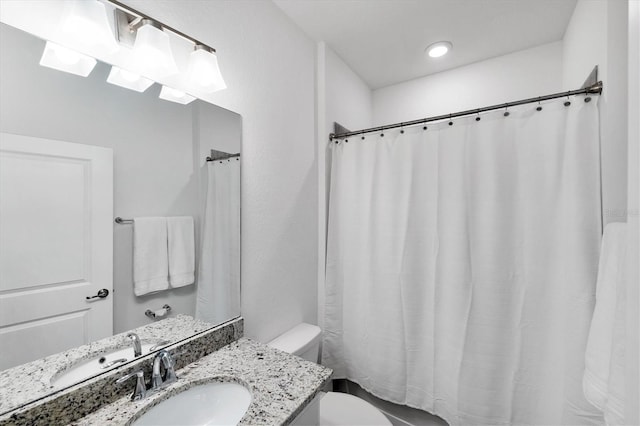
[0,317,332,425]
[73,339,332,425]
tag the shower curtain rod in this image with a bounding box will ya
[329,81,603,140]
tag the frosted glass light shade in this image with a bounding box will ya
[58,0,119,55]
[107,66,154,92]
[130,22,178,78]
[159,86,196,105]
[187,47,227,93]
[39,41,97,77]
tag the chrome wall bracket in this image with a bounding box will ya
[114,8,138,47]
[108,0,216,52]
[581,65,599,91]
[206,149,240,162]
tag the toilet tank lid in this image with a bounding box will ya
[268,323,321,355]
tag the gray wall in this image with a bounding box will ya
[562,0,629,226]
[0,23,241,333]
[120,0,320,343]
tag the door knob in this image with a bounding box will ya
[86,288,109,300]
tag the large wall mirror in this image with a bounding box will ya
[0,20,241,412]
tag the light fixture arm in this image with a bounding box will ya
[126,18,162,34]
[127,16,143,32]
[107,0,217,53]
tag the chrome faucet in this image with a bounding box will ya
[127,332,142,357]
[116,350,178,401]
[151,349,178,389]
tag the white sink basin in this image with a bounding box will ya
[132,382,252,426]
[51,343,157,388]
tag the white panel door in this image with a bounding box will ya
[0,133,113,370]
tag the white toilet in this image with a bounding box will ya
[268,323,392,426]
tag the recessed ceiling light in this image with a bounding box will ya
[426,41,452,58]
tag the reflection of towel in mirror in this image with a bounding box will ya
[168,216,195,288]
[583,222,627,425]
[133,217,169,296]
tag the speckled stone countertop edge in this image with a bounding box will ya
[0,317,244,426]
[70,338,333,426]
[0,314,219,414]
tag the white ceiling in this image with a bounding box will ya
[273,0,577,89]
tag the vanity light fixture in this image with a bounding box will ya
[426,41,452,58]
[129,20,178,79]
[106,66,154,92]
[159,85,196,105]
[11,0,227,103]
[39,41,97,77]
[187,45,227,93]
[111,0,227,98]
[56,0,119,55]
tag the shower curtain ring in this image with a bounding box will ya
[475,110,481,122]
[400,123,404,134]
[536,97,543,111]
[361,131,365,140]
[448,114,453,126]
[564,91,571,107]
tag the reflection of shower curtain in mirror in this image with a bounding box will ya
[323,99,604,425]
[196,159,240,325]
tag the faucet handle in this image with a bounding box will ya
[116,370,147,401]
[149,339,171,351]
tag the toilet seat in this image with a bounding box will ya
[319,392,392,426]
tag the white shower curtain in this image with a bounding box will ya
[323,98,604,425]
[196,158,240,325]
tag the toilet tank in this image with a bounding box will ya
[267,323,322,363]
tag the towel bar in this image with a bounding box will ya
[115,217,133,224]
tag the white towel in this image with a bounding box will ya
[133,217,169,296]
[583,222,627,425]
[167,216,195,288]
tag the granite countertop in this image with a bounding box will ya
[0,315,216,414]
[72,338,333,426]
